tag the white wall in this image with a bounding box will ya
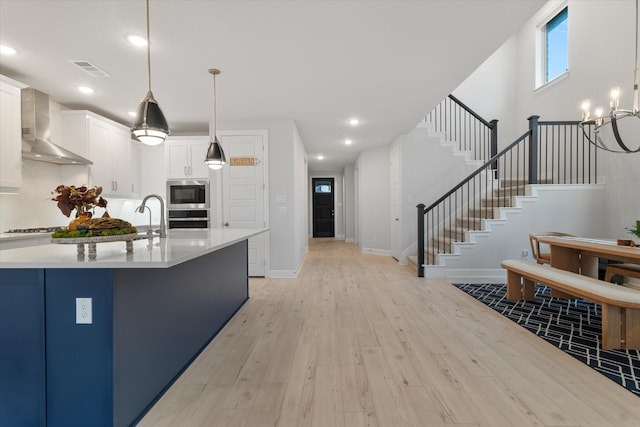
[344,163,356,243]
[356,145,391,255]
[219,119,302,276]
[293,126,309,270]
[399,126,482,259]
[514,0,640,239]
[441,184,608,279]
[452,36,522,147]
[451,0,640,243]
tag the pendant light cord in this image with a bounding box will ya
[213,72,217,136]
[146,0,152,93]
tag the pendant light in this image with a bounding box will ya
[205,68,227,170]
[131,0,169,146]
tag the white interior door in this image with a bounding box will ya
[220,131,268,277]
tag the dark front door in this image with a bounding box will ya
[312,178,335,238]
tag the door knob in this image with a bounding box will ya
[224,222,229,227]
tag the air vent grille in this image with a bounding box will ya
[69,60,110,78]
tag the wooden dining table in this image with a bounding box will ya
[537,236,640,278]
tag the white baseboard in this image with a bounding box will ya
[268,249,308,279]
[269,269,299,279]
[445,269,507,284]
[361,247,391,256]
[345,238,355,243]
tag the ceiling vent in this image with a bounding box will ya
[69,60,110,78]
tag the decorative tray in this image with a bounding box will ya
[50,233,140,244]
[51,233,141,259]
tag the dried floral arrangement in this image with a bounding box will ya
[51,185,109,218]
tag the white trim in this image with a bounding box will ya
[268,270,299,279]
[270,247,308,279]
[444,269,507,284]
[217,129,270,277]
[361,247,391,256]
[529,183,606,193]
[534,0,569,90]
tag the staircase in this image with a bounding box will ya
[412,97,599,277]
[410,178,530,266]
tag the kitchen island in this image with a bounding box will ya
[0,228,267,427]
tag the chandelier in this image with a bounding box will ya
[579,0,640,154]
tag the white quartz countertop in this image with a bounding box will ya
[0,232,60,242]
[0,228,268,269]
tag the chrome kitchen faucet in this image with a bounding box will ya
[136,194,167,238]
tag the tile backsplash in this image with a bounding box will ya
[0,160,155,232]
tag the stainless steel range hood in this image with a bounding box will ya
[21,88,93,165]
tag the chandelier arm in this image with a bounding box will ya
[579,123,628,153]
[610,115,640,153]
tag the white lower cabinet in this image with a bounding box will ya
[166,137,210,179]
[61,111,138,198]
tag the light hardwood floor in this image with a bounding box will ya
[138,239,640,427]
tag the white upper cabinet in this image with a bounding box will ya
[0,77,24,192]
[165,136,210,179]
[138,144,166,197]
[61,111,138,198]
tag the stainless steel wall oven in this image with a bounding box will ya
[166,180,210,229]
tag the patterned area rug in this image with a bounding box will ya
[453,283,640,397]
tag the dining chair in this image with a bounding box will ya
[528,231,576,265]
[605,263,640,283]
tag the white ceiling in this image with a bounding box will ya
[0,0,545,171]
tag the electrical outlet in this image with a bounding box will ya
[76,298,92,324]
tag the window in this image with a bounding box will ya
[314,181,332,193]
[536,3,568,88]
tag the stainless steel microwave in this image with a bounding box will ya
[166,180,210,210]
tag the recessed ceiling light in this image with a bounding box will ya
[0,45,18,55]
[349,118,360,126]
[317,155,324,160]
[127,34,148,47]
[345,139,353,145]
[78,86,95,94]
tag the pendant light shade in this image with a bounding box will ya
[131,0,169,146]
[132,90,169,146]
[205,137,226,170]
[205,68,226,170]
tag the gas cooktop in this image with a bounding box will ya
[5,226,64,234]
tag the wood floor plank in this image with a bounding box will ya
[140,239,640,426]
[278,343,316,427]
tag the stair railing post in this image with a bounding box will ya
[490,119,499,172]
[528,115,540,184]
[417,203,425,277]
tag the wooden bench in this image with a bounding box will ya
[501,259,640,350]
